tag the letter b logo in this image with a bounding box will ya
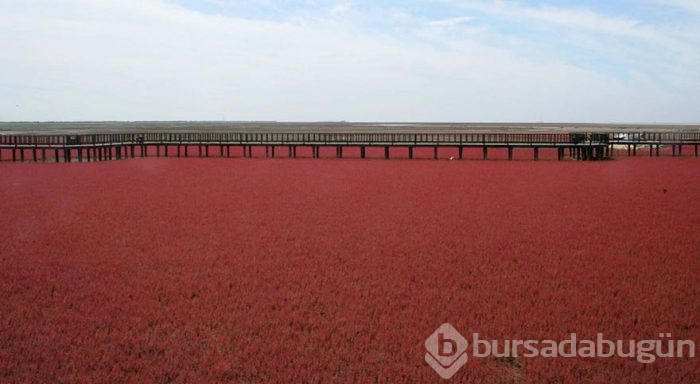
[425,324,468,379]
[438,333,458,356]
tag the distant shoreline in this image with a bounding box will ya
[2,121,700,135]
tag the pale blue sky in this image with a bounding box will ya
[1,0,699,122]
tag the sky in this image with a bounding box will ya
[1,0,699,123]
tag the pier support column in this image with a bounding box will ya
[656,145,660,157]
[265,146,269,158]
[12,148,16,162]
[361,146,366,159]
[627,145,631,156]
[271,146,276,158]
[185,146,189,157]
[672,145,676,157]
[157,145,161,157]
[508,147,513,161]
[165,145,169,157]
[226,145,230,158]
[409,146,414,159]
[632,144,637,156]
[458,146,463,160]
[482,147,488,160]
[679,144,683,157]
[55,149,59,163]
[33,148,37,162]
[337,146,342,159]
[433,146,438,160]
[42,148,47,162]
[558,148,564,160]
[695,144,698,158]
[20,149,25,162]
[534,147,539,161]
[205,145,209,158]
[384,146,390,159]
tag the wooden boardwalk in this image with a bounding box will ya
[1,130,699,162]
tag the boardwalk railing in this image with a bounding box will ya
[1,131,699,162]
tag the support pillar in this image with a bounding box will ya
[458,146,463,160]
[482,146,488,160]
[508,147,513,161]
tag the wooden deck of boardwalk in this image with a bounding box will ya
[1,123,699,162]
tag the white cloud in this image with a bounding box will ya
[330,1,352,15]
[0,0,698,122]
[428,16,473,27]
[660,0,700,15]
